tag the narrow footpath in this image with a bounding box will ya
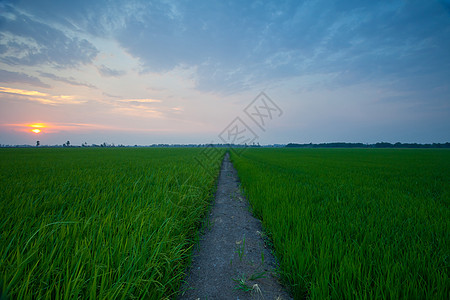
[178,153,292,300]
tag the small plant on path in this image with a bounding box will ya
[235,236,246,261]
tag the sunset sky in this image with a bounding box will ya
[1,0,449,146]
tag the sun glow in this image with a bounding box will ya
[31,129,41,134]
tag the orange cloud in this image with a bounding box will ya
[0,86,84,105]
[0,87,48,97]
[31,123,46,128]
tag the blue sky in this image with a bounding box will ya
[0,0,449,145]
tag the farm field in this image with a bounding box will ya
[231,148,449,299]
[0,148,224,299]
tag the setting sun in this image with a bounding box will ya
[29,123,46,134]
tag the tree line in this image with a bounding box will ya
[285,142,450,148]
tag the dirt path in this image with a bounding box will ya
[178,153,292,300]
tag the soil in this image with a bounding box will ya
[178,153,292,300]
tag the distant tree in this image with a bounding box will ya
[36,141,40,147]
[66,141,70,147]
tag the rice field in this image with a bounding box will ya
[231,148,449,299]
[2,147,449,299]
[0,147,224,299]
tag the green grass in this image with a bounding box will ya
[0,147,224,299]
[231,148,449,299]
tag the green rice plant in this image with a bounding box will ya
[0,147,224,299]
[232,271,266,292]
[235,236,246,262]
[231,148,449,299]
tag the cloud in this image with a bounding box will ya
[102,92,122,99]
[97,65,126,77]
[2,0,450,98]
[38,72,96,89]
[0,86,48,97]
[113,0,450,95]
[0,86,85,105]
[119,98,162,104]
[0,4,98,68]
[112,97,164,118]
[112,106,163,118]
[0,69,51,88]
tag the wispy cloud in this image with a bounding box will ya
[0,70,51,88]
[102,92,122,99]
[0,87,48,97]
[112,98,164,118]
[97,65,126,77]
[112,107,163,118]
[118,98,162,103]
[0,86,85,105]
[38,72,96,89]
[0,5,98,68]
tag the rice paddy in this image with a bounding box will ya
[231,148,449,299]
[0,147,224,299]
[1,147,448,299]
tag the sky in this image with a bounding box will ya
[0,0,449,146]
